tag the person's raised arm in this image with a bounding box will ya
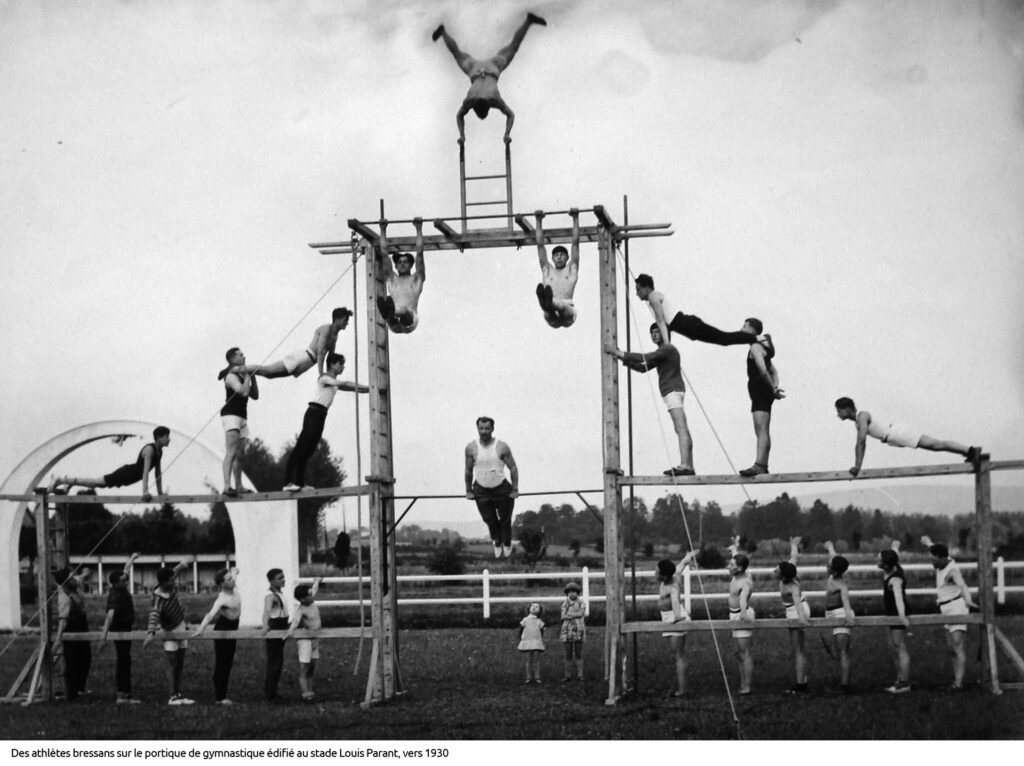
[825,540,837,558]
[414,218,425,283]
[851,411,870,476]
[535,211,549,270]
[569,208,580,267]
[311,577,322,599]
[284,605,302,640]
[789,536,801,567]
[123,552,140,579]
[192,593,226,638]
[648,292,670,342]
[920,535,933,549]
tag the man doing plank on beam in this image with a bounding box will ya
[833,397,983,476]
[50,427,170,501]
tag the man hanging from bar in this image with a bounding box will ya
[833,397,983,476]
[378,219,426,334]
[534,209,580,328]
[432,12,546,144]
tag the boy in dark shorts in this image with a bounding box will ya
[50,427,170,500]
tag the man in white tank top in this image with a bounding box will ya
[378,220,425,335]
[922,536,977,690]
[465,416,519,559]
[834,397,981,476]
[534,209,580,329]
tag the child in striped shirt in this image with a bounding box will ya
[144,561,194,705]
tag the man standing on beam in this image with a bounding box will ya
[377,219,426,334]
[534,209,580,328]
[465,416,519,559]
[739,317,784,477]
[432,12,546,144]
[833,397,982,475]
[606,324,695,477]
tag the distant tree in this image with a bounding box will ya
[569,539,581,561]
[206,501,234,552]
[60,492,121,555]
[333,531,352,570]
[701,500,733,544]
[428,540,465,575]
[594,536,604,554]
[867,509,889,540]
[695,544,726,569]
[806,499,834,545]
[519,527,547,571]
[851,530,862,552]
[650,494,686,545]
[957,527,970,553]
[837,505,862,546]
[642,542,655,558]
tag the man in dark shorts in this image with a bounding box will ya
[739,318,784,477]
[433,13,546,143]
[50,426,170,501]
[606,324,695,477]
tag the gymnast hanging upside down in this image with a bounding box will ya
[432,12,546,144]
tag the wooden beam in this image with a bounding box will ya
[514,214,534,235]
[53,627,371,641]
[432,219,462,245]
[994,626,1024,680]
[620,614,985,634]
[619,461,1024,486]
[347,219,379,243]
[5,486,371,505]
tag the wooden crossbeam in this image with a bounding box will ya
[621,614,985,634]
[347,219,379,243]
[619,460,1022,486]
[51,627,371,641]
[432,219,462,245]
[1,485,370,505]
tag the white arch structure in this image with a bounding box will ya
[0,419,298,630]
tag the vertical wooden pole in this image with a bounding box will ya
[504,141,513,232]
[598,224,623,705]
[974,455,1001,693]
[364,228,399,703]
[459,142,468,234]
[34,491,54,701]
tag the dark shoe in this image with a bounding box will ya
[431,24,445,41]
[739,464,768,477]
[223,487,239,498]
[663,466,696,477]
[527,12,547,26]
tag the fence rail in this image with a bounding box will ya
[301,559,1024,618]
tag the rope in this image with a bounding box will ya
[614,246,745,739]
[0,259,358,664]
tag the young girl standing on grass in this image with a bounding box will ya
[517,602,545,684]
[560,581,587,682]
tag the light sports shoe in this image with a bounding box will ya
[117,696,142,705]
[215,698,235,705]
[168,694,195,705]
[493,544,502,559]
[884,682,910,694]
[283,483,301,492]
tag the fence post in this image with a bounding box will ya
[582,566,590,616]
[683,564,692,614]
[996,556,1006,605]
[482,569,491,619]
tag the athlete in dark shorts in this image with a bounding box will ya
[50,426,170,500]
[739,318,784,477]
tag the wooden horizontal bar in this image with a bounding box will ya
[433,219,461,244]
[52,627,371,641]
[1,485,370,505]
[465,200,508,207]
[346,219,379,243]
[619,460,1022,486]
[465,174,507,181]
[621,613,984,634]
[391,488,602,500]
[514,214,533,235]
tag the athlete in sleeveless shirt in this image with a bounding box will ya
[465,416,519,559]
[50,426,171,500]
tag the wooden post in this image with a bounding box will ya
[598,223,624,704]
[974,455,1001,693]
[503,141,513,232]
[364,233,400,704]
[458,142,467,234]
[34,491,54,701]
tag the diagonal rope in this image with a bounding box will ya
[0,259,359,664]
[614,245,745,739]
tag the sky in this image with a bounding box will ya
[2,0,1023,536]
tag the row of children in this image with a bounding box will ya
[657,535,976,696]
[52,562,325,705]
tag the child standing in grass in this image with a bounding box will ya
[823,541,855,692]
[286,577,322,702]
[192,567,242,704]
[144,561,194,705]
[517,602,545,684]
[560,581,587,682]
[656,551,696,696]
[879,541,911,693]
[777,536,811,694]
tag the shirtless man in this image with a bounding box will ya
[242,307,353,379]
[634,274,766,350]
[727,538,755,695]
[465,416,519,559]
[51,426,170,501]
[534,209,580,328]
[377,219,425,334]
[833,397,981,476]
[921,535,977,690]
[432,13,546,143]
[739,318,784,477]
[606,324,694,476]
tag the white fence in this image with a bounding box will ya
[304,558,1024,618]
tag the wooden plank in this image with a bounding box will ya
[54,628,371,640]
[432,219,462,245]
[4,486,371,505]
[347,219,379,243]
[618,462,1016,486]
[994,626,1024,679]
[620,614,985,633]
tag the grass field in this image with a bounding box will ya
[2,612,1023,739]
